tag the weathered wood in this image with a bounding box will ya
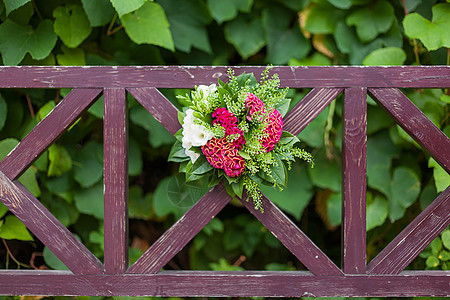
[127,184,230,274]
[0,172,104,274]
[0,66,449,88]
[0,270,448,297]
[342,88,367,274]
[104,88,128,274]
[284,88,343,135]
[368,187,450,274]
[369,88,450,173]
[127,87,181,135]
[0,88,102,180]
[240,194,342,276]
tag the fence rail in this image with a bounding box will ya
[0,66,449,297]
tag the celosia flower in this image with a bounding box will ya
[245,93,265,121]
[201,137,245,177]
[212,107,246,149]
[260,109,283,152]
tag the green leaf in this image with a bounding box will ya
[37,100,55,121]
[224,14,265,60]
[74,182,104,220]
[81,0,115,27]
[439,250,450,261]
[129,138,143,176]
[426,255,440,268]
[428,158,450,193]
[121,2,174,51]
[0,19,57,65]
[43,246,68,270]
[19,166,41,197]
[363,47,406,66]
[442,230,450,250]
[48,144,72,177]
[109,0,146,17]
[289,52,332,66]
[346,0,395,42]
[128,186,152,219]
[0,138,19,159]
[304,3,342,34]
[0,215,33,241]
[403,3,450,51]
[41,192,79,227]
[191,156,213,175]
[327,192,342,227]
[73,141,103,188]
[0,203,8,219]
[308,149,341,192]
[366,194,388,231]
[56,45,86,66]
[389,167,421,221]
[53,5,92,48]
[297,106,328,148]
[326,0,352,9]
[160,0,211,53]
[0,94,7,131]
[207,0,252,23]
[3,0,30,15]
[263,5,310,64]
[260,162,313,220]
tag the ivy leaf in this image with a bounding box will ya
[263,5,310,64]
[56,45,86,66]
[74,182,104,220]
[121,2,174,51]
[159,0,212,53]
[403,3,450,51]
[0,19,57,65]
[53,5,92,48]
[389,167,421,221]
[73,141,103,188]
[303,2,342,34]
[426,255,440,268]
[3,0,30,15]
[43,246,69,270]
[207,0,252,24]
[308,149,341,192]
[363,47,406,65]
[19,166,41,197]
[366,194,388,231]
[109,0,146,17]
[128,186,152,219]
[48,144,72,177]
[81,0,115,27]
[224,14,265,60]
[0,94,7,131]
[346,0,395,42]
[0,215,34,241]
[442,230,450,250]
[129,138,143,176]
[428,158,450,193]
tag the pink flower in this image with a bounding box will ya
[245,93,265,121]
[201,138,245,177]
[260,109,283,152]
[212,107,245,150]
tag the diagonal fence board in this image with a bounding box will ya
[368,187,450,274]
[342,88,367,274]
[283,88,343,135]
[0,88,102,180]
[369,88,450,173]
[127,87,181,135]
[127,184,230,274]
[0,171,103,274]
[240,194,343,276]
[104,88,129,274]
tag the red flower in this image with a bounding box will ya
[260,109,283,152]
[201,137,245,177]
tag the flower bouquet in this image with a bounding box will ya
[168,68,313,212]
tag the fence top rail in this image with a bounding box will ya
[0,65,449,89]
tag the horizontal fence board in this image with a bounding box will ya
[0,66,449,88]
[0,270,448,297]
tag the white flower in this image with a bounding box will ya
[197,84,217,98]
[185,148,200,163]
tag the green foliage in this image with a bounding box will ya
[0,0,448,277]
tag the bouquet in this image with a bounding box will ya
[168,67,313,212]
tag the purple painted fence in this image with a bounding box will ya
[0,66,449,297]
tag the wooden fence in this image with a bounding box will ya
[0,66,449,297]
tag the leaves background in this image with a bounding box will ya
[0,0,449,298]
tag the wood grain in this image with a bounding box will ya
[0,88,102,180]
[0,270,448,297]
[283,88,343,135]
[103,88,128,274]
[240,194,342,276]
[127,87,181,135]
[127,184,230,274]
[0,171,103,274]
[342,88,367,274]
[368,187,450,274]
[369,88,450,173]
[0,66,449,88]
